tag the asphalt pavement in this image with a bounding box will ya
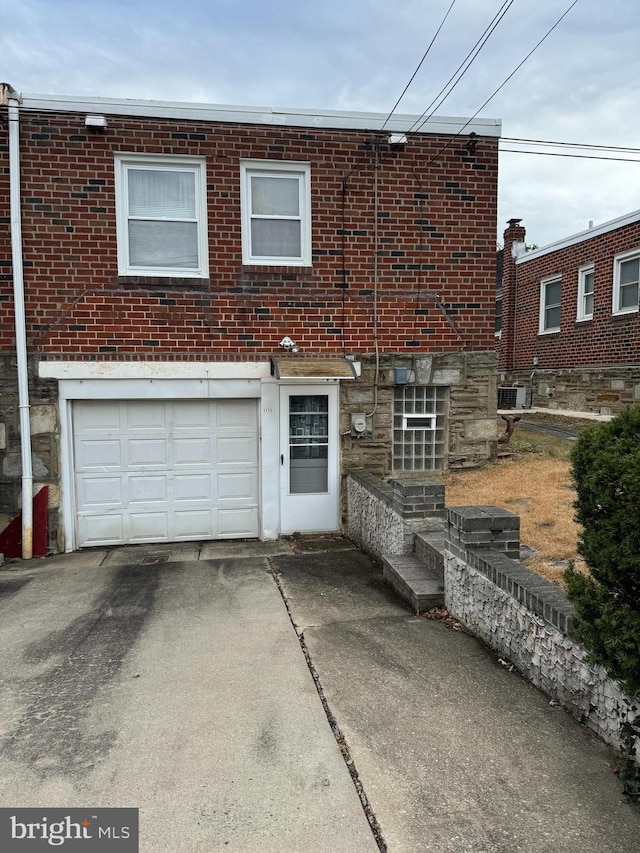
[1,538,639,852]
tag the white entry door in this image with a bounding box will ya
[73,398,259,546]
[279,385,339,533]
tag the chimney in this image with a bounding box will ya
[500,218,526,370]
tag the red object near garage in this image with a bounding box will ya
[0,486,48,558]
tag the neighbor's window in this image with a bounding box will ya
[539,275,561,333]
[613,250,640,315]
[495,290,503,335]
[393,386,448,472]
[240,160,311,266]
[577,263,594,321]
[115,154,208,277]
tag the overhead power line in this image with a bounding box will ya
[499,148,640,163]
[350,0,513,184]
[406,0,515,136]
[420,0,580,169]
[380,0,457,132]
[502,136,640,154]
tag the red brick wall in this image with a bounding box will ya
[499,220,640,371]
[0,109,498,359]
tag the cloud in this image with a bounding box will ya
[2,0,639,246]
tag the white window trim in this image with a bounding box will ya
[612,247,640,316]
[539,275,562,334]
[403,414,436,430]
[240,160,311,266]
[576,263,594,322]
[115,153,208,278]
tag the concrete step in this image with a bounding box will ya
[382,553,444,614]
[414,531,446,582]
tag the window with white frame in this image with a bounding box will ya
[539,275,561,333]
[613,249,640,315]
[577,264,594,321]
[115,154,208,277]
[240,160,311,266]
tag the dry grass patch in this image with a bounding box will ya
[440,427,588,586]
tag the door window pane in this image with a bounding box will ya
[289,395,329,494]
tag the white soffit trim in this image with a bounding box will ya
[21,93,502,138]
[38,361,271,380]
[517,208,640,264]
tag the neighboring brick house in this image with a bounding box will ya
[498,213,640,413]
[1,86,501,554]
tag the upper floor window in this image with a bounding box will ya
[240,160,311,266]
[539,275,561,334]
[613,249,640,315]
[115,154,208,277]
[577,263,594,321]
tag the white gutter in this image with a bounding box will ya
[2,83,33,559]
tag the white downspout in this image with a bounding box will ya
[3,83,33,559]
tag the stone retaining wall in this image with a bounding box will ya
[347,469,444,557]
[444,505,633,751]
[347,469,634,755]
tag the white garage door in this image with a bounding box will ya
[73,399,259,547]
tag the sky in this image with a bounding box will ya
[1,0,639,248]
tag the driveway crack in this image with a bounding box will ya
[268,560,387,852]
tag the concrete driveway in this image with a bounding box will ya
[0,541,376,852]
[1,538,639,853]
[274,546,640,853]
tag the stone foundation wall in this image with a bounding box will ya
[501,366,640,415]
[444,505,634,752]
[0,353,61,552]
[341,349,498,477]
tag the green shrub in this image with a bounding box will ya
[565,405,640,797]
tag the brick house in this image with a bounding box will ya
[499,214,640,413]
[1,86,501,554]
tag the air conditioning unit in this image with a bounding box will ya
[498,386,526,409]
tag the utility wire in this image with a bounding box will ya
[420,0,580,169]
[380,0,457,132]
[406,0,514,136]
[350,0,513,184]
[499,148,640,163]
[502,136,640,153]
[347,0,515,186]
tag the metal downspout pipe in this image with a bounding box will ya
[3,83,33,559]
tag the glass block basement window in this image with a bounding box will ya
[393,386,448,471]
